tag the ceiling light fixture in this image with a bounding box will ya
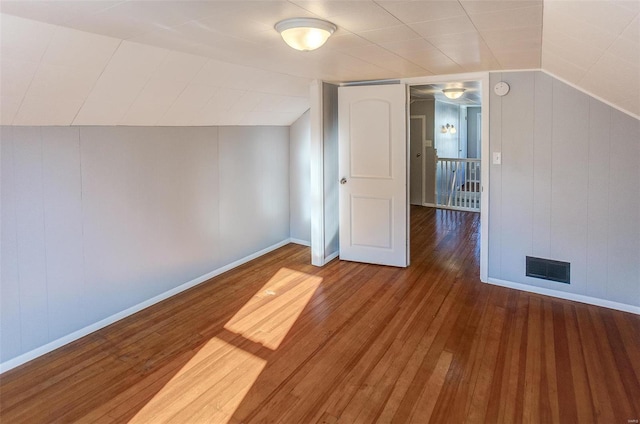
[275,18,337,51]
[442,88,466,100]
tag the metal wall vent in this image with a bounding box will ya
[526,256,570,284]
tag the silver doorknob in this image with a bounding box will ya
[340,178,347,185]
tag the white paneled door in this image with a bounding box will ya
[338,84,408,267]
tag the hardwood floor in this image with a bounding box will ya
[1,206,639,423]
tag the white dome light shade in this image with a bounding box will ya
[442,88,466,100]
[275,18,337,51]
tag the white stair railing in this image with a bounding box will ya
[435,157,481,212]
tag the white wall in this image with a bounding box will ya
[434,100,460,159]
[410,100,436,204]
[0,125,291,364]
[458,106,467,158]
[489,71,640,309]
[467,107,481,159]
[289,110,311,244]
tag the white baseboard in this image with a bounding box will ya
[325,250,339,263]
[0,239,292,374]
[289,238,311,247]
[487,278,640,315]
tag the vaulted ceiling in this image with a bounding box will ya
[1,0,638,126]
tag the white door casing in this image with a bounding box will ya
[410,115,426,206]
[477,113,482,158]
[338,84,408,267]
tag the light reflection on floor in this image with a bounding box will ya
[129,268,322,423]
[225,268,323,350]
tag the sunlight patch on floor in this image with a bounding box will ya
[129,268,322,423]
[129,337,266,423]
[224,267,323,350]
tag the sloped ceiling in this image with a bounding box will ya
[0,0,637,126]
[542,0,639,116]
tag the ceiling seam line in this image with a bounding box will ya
[153,58,210,127]
[10,20,58,125]
[70,38,124,126]
[457,0,503,70]
[576,12,638,86]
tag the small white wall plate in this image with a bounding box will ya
[494,81,510,96]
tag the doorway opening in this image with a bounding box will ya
[409,81,482,212]
[407,78,487,281]
[311,75,488,281]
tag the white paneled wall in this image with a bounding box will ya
[289,110,311,244]
[0,125,291,365]
[218,126,290,265]
[489,71,640,309]
[41,128,85,340]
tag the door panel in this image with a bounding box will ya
[351,196,392,248]
[350,100,392,178]
[339,84,407,267]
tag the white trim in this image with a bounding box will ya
[488,278,640,315]
[403,71,490,283]
[405,84,411,266]
[0,239,292,373]
[324,250,339,263]
[402,71,490,85]
[422,202,437,207]
[309,80,326,266]
[479,73,489,283]
[421,139,428,205]
[489,68,541,74]
[290,238,311,246]
[433,205,480,213]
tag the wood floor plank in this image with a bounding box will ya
[586,305,637,419]
[575,304,617,422]
[373,280,464,423]
[523,295,542,424]
[408,350,453,423]
[1,206,638,424]
[496,292,529,423]
[563,303,597,423]
[540,300,560,424]
[482,289,517,423]
[306,272,439,423]
[604,311,640,417]
[464,304,507,423]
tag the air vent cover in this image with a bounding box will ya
[526,256,570,284]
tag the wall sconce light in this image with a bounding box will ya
[442,124,457,134]
[442,88,466,99]
[275,18,337,51]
